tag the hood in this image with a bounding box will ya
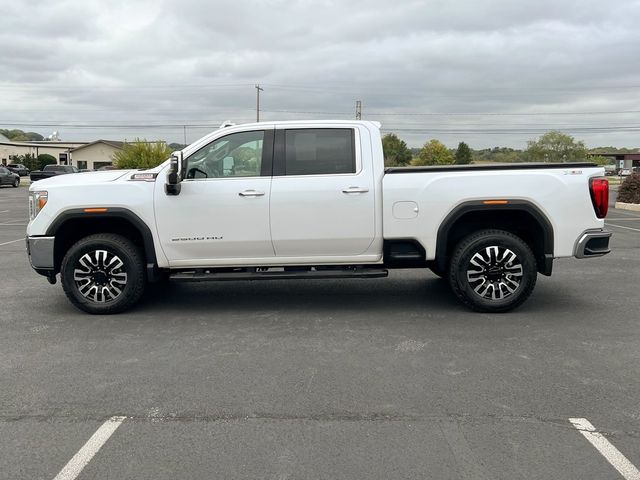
[30,170,134,189]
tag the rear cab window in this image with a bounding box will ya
[282,128,356,176]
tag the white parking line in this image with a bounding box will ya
[606,223,640,232]
[52,416,125,480]
[0,238,23,246]
[0,209,9,213]
[569,418,640,480]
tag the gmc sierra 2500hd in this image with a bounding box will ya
[26,121,611,314]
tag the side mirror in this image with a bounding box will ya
[165,151,184,195]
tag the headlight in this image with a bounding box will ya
[29,190,48,220]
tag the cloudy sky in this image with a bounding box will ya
[1,0,640,148]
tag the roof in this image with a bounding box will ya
[0,140,81,149]
[70,140,125,152]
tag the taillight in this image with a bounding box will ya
[589,177,609,219]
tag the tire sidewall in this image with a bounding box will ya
[61,235,144,314]
[450,232,537,312]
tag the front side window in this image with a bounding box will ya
[186,130,264,179]
[284,128,355,175]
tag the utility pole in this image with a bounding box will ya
[355,100,362,120]
[183,125,187,146]
[255,84,264,122]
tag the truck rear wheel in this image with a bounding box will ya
[448,229,537,313]
[60,234,146,314]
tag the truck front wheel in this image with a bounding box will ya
[448,229,537,313]
[60,233,146,314]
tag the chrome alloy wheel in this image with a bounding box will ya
[466,246,524,300]
[73,250,128,303]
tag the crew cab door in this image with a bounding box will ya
[154,128,274,266]
[269,126,376,257]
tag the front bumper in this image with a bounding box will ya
[574,229,612,258]
[26,236,55,270]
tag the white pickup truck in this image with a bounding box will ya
[26,121,611,314]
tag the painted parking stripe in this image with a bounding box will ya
[0,238,24,246]
[52,416,126,480]
[605,223,640,233]
[569,418,640,480]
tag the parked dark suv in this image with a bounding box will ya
[0,166,20,187]
[6,163,30,176]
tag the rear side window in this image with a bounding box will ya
[284,128,355,175]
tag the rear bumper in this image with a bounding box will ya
[574,229,612,259]
[26,236,55,271]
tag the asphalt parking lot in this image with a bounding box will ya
[1,184,639,480]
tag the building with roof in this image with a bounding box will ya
[0,137,125,169]
[0,138,87,166]
[70,140,124,170]
[589,152,640,171]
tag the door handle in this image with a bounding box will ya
[238,189,265,197]
[342,186,369,194]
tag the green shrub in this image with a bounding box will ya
[37,154,57,170]
[617,173,640,204]
[113,139,172,169]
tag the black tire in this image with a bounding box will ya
[12,178,19,188]
[448,229,537,313]
[60,233,146,314]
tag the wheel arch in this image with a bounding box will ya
[435,200,554,276]
[46,208,159,280]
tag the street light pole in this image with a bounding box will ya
[255,84,264,122]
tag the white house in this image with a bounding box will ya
[70,140,124,170]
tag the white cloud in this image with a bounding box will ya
[1,0,639,148]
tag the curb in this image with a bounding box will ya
[615,202,640,212]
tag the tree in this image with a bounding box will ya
[382,133,412,166]
[113,139,172,169]
[455,142,472,164]
[526,131,587,162]
[590,155,613,166]
[36,154,57,170]
[413,139,455,166]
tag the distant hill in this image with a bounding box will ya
[0,128,44,141]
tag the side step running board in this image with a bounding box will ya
[170,268,389,282]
